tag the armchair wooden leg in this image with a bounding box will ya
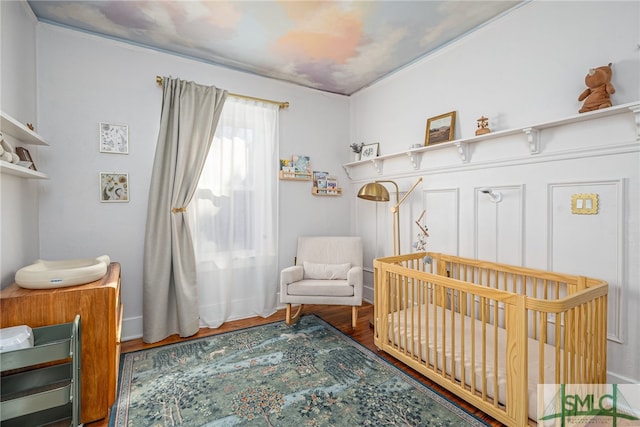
[351,306,358,329]
[286,303,304,325]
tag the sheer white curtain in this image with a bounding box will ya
[189,97,279,328]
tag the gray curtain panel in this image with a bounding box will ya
[143,77,227,343]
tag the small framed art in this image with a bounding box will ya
[100,122,129,154]
[425,111,456,145]
[360,143,379,160]
[100,172,129,202]
[15,147,37,170]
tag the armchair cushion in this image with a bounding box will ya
[288,279,355,297]
[303,262,351,280]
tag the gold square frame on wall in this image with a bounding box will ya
[425,111,456,145]
[571,193,599,214]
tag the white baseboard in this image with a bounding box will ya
[121,305,292,343]
[121,315,143,342]
[607,371,639,384]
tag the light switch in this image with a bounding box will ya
[571,193,598,215]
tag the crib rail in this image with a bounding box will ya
[373,252,608,427]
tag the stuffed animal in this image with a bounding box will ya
[578,63,615,113]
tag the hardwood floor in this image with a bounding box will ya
[88,302,504,426]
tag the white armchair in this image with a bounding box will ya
[280,236,363,328]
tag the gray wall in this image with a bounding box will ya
[1,1,40,287]
[34,24,352,340]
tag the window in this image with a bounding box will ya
[190,96,279,326]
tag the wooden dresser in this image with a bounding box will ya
[0,262,122,424]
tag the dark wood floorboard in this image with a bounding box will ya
[87,302,504,426]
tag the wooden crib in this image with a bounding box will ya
[373,252,608,426]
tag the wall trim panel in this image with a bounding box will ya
[547,179,625,343]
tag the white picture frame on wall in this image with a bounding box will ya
[100,172,129,202]
[99,122,129,154]
[360,143,379,160]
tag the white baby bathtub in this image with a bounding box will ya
[15,255,110,289]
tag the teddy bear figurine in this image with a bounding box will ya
[578,63,615,113]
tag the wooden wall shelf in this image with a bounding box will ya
[312,186,342,196]
[279,170,312,181]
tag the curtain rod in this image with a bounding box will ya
[155,76,289,109]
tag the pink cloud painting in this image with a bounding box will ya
[28,0,520,94]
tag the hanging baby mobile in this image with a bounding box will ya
[413,210,432,264]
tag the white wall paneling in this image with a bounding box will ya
[422,188,459,256]
[348,71,639,383]
[474,185,524,265]
[548,180,626,343]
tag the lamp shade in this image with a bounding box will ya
[357,182,390,201]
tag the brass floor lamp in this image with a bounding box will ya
[357,177,423,328]
[357,177,423,256]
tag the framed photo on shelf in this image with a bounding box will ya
[15,146,37,170]
[99,122,129,154]
[425,111,456,145]
[100,172,129,202]
[360,143,379,160]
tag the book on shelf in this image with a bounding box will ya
[326,176,338,194]
[280,158,292,170]
[15,146,37,170]
[313,171,328,187]
[292,155,311,173]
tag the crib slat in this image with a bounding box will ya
[402,275,409,357]
[450,289,456,380]
[563,311,569,384]
[493,301,499,408]
[470,292,477,395]
[555,311,562,385]
[538,311,546,386]
[460,290,467,390]
[416,280,422,363]
[440,285,446,379]
[481,296,487,400]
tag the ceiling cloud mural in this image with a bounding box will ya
[28,1,522,95]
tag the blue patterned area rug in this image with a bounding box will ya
[111,315,487,426]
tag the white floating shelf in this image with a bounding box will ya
[1,111,48,146]
[343,101,640,178]
[0,161,48,179]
